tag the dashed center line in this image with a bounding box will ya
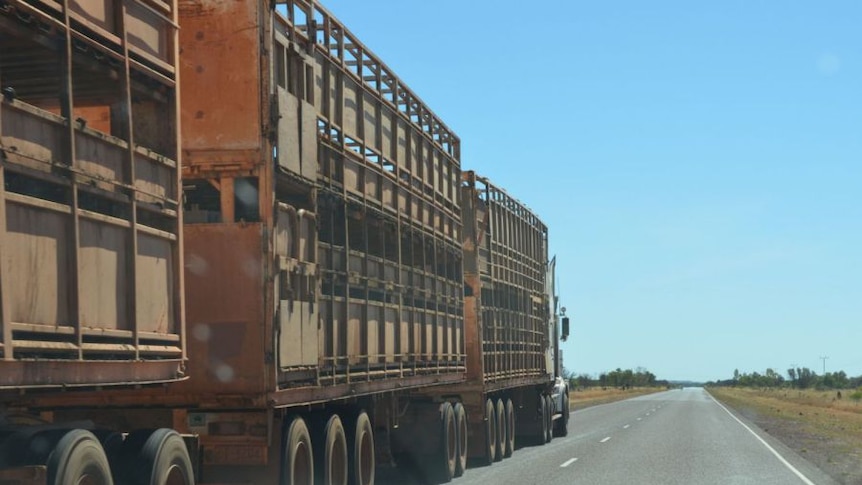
[560,458,578,468]
[600,436,612,443]
[623,424,631,429]
[637,417,642,421]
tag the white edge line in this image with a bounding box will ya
[560,458,578,468]
[708,392,816,485]
[600,436,611,443]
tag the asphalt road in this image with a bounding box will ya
[384,388,840,485]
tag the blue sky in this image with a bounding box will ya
[322,1,862,382]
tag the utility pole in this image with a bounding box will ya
[819,356,829,374]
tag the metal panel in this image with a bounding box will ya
[275,204,318,370]
[179,0,260,153]
[277,87,319,181]
[136,233,176,334]
[278,88,302,175]
[4,200,72,327]
[182,223,266,395]
[79,219,130,330]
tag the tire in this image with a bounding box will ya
[536,395,547,446]
[346,411,374,485]
[504,399,515,458]
[554,394,569,437]
[313,414,348,485]
[283,417,314,485]
[544,395,553,444]
[482,398,496,465]
[493,399,504,462]
[46,429,113,485]
[432,402,457,483]
[453,402,468,477]
[128,428,194,485]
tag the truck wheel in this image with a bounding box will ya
[46,429,113,485]
[313,414,347,485]
[544,395,553,443]
[284,417,314,485]
[535,394,548,445]
[131,429,194,485]
[493,399,505,462]
[482,398,496,465]
[432,402,457,483]
[453,402,468,477]
[504,399,515,457]
[346,411,374,485]
[554,394,569,437]
[536,395,547,446]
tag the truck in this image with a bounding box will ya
[0,0,569,484]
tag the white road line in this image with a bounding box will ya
[600,436,611,443]
[637,417,642,421]
[623,424,631,429]
[560,458,578,468]
[708,394,816,485]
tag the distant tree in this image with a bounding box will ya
[598,372,609,388]
[574,373,594,389]
[820,371,849,389]
[796,367,817,389]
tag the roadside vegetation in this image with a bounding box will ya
[566,367,670,410]
[708,368,862,484]
[709,367,862,392]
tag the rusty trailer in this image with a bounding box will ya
[171,0,467,482]
[391,171,566,475]
[0,0,183,388]
[0,0,191,483]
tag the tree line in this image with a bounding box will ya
[709,367,862,390]
[567,367,669,389]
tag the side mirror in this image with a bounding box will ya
[561,316,570,341]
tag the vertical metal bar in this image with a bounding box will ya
[172,0,186,366]
[118,0,140,359]
[0,66,8,359]
[342,201,350,383]
[0,163,10,360]
[220,177,235,222]
[60,0,82,359]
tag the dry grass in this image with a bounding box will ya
[710,387,862,438]
[710,387,862,484]
[569,387,665,410]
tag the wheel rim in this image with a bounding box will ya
[506,400,515,454]
[294,439,312,485]
[458,410,467,463]
[447,412,457,464]
[487,401,496,457]
[330,427,347,485]
[359,429,373,485]
[165,466,190,485]
[75,471,107,485]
